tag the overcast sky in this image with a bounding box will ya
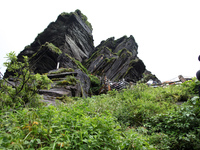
[0,0,199,82]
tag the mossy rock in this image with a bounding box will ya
[49,68,75,74]
[65,54,88,74]
[56,75,78,86]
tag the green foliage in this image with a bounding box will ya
[1,52,200,150]
[0,52,52,110]
[0,104,153,149]
[182,77,200,95]
[85,84,180,127]
[49,67,74,74]
[88,74,101,95]
[145,96,200,149]
[56,75,77,86]
[56,95,75,104]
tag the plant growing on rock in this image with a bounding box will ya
[56,75,78,86]
[49,68,74,74]
[0,52,52,109]
[88,74,101,95]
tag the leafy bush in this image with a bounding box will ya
[88,74,101,95]
[182,78,200,95]
[1,52,200,149]
[0,104,155,149]
[0,52,52,110]
[145,96,200,149]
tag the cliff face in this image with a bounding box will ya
[13,10,94,75]
[85,36,145,82]
[5,9,159,87]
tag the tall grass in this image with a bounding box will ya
[0,78,200,149]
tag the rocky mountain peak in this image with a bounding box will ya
[5,10,94,77]
[4,9,161,97]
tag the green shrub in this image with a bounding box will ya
[145,96,200,149]
[0,104,154,149]
[0,52,52,110]
[88,74,101,95]
[182,77,200,95]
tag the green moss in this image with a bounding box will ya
[60,12,72,17]
[85,48,102,66]
[116,48,132,57]
[56,76,78,86]
[51,78,61,81]
[45,42,62,55]
[105,57,117,63]
[65,54,88,74]
[30,42,62,61]
[130,58,139,66]
[123,66,133,78]
[49,68,74,74]
[56,95,75,103]
[74,9,93,31]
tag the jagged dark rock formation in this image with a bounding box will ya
[5,9,94,77]
[142,70,161,84]
[85,36,146,82]
[4,9,160,99]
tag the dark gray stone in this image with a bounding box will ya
[86,36,146,83]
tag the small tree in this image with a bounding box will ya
[0,52,52,109]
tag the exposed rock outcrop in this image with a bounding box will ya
[4,9,160,99]
[40,68,90,98]
[5,9,94,77]
[85,36,146,82]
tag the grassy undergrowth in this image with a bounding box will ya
[1,78,200,149]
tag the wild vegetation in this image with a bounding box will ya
[1,52,200,149]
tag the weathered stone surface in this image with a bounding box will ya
[4,9,161,99]
[39,88,71,97]
[4,9,94,77]
[75,69,91,97]
[39,69,90,98]
[47,72,77,79]
[85,36,145,82]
